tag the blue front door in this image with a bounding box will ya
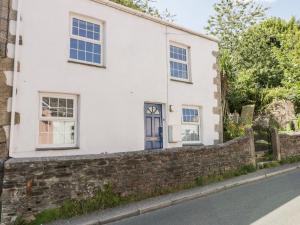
[144,103,163,150]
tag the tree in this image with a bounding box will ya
[205,0,267,52]
[205,0,268,116]
[110,0,175,22]
[229,17,300,113]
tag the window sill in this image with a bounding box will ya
[36,147,80,151]
[182,143,204,147]
[68,60,106,69]
[170,78,193,84]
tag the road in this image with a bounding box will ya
[109,169,300,225]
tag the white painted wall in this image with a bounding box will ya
[10,0,219,158]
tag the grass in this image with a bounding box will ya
[195,165,257,186]
[280,155,300,165]
[11,164,257,225]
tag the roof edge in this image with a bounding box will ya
[90,0,219,43]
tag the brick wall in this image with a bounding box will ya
[1,130,255,224]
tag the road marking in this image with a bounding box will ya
[251,196,300,225]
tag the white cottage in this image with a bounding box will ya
[3,0,222,158]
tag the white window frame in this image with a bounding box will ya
[37,93,78,149]
[181,106,202,145]
[169,42,191,82]
[69,13,104,67]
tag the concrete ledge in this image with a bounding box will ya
[47,163,300,225]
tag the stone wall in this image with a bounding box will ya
[1,130,255,224]
[279,133,300,159]
[271,128,300,160]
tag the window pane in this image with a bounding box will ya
[67,99,74,108]
[170,61,188,79]
[72,27,79,36]
[50,98,58,107]
[70,39,78,49]
[94,44,100,54]
[78,40,85,50]
[86,42,93,52]
[170,45,187,61]
[73,18,79,27]
[87,22,93,31]
[87,31,93,39]
[79,29,86,37]
[72,18,101,41]
[182,108,199,122]
[93,54,101,64]
[69,38,102,64]
[94,32,100,41]
[78,51,85,60]
[182,125,200,142]
[79,20,86,29]
[86,52,93,62]
[94,24,100,32]
[70,49,77,59]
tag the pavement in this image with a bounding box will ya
[48,163,300,225]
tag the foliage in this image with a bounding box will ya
[12,184,132,225]
[224,117,246,141]
[205,0,267,52]
[110,0,175,21]
[228,17,300,113]
[280,155,300,165]
[196,164,257,186]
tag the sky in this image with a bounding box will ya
[154,0,300,33]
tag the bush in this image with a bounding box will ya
[224,117,246,141]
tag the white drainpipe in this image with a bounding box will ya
[9,0,22,156]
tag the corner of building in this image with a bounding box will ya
[212,50,223,145]
[0,0,18,159]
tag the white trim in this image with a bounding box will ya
[68,13,105,67]
[37,93,78,149]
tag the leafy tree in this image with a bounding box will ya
[205,0,268,116]
[110,0,175,21]
[230,17,300,113]
[205,0,267,52]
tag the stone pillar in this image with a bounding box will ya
[271,128,281,161]
[246,128,256,166]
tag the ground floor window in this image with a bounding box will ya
[38,93,78,148]
[181,106,201,144]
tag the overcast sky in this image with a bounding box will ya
[154,0,300,33]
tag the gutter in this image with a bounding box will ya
[90,0,219,43]
[9,0,22,156]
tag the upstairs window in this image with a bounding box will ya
[170,44,190,81]
[182,107,201,144]
[69,16,103,66]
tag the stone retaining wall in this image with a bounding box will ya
[271,129,300,160]
[279,133,300,159]
[1,130,255,224]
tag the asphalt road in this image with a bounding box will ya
[109,169,300,225]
